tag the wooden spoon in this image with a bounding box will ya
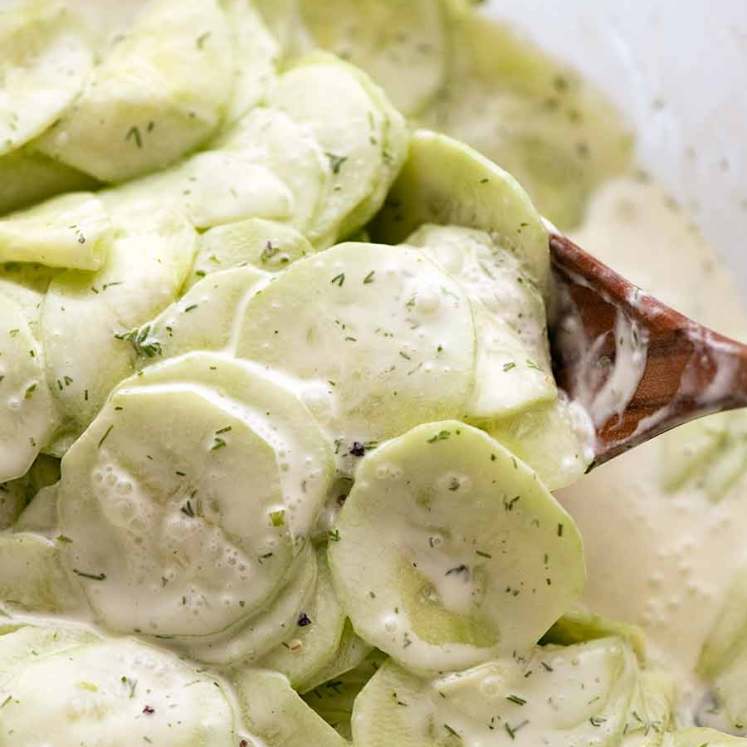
[549,233,747,468]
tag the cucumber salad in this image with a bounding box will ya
[0,1,745,746]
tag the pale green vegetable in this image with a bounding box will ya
[373,130,550,294]
[0,532,81,613]
[0,294,55,482]
[261,549,346,690]
[237,242,476,449]
[0,622,95,671]
[0,193,110,270]
[328,420,585,674]
[353,638,638,747]
[37,0,233,182]
[188,218,312,285]
[0,453,59,529]
[14,482,58,533]
[0,631,241,746]
[665,729,747,747]
[58,353,333,637]
[41,207,196,449]
[233,668,348,747]
[621,672,675,746]
[0,1,92,156]
[299,0,447,116]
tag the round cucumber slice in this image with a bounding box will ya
[0,2,92,156]
[328,420,585,674]
[299,0,447,116]
[0,193,111,271]
[0,294,55,482]
[237,242,476,449]
[0,634,239,746]
[268,59,387,243]
[372,130,550,295]
[37,0,233,182]
[261,548,346,690]
[233,668,348,747]
[352,638,638,747]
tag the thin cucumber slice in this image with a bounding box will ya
[216,107,329,234]
[188,543,317,666]
[0,294,55,482]
[0,532,81,613]
[14,483,58,533]
[301,619,374,693]
[233,668,348,747]
[0,193,111,271]
[188,218,312,286]
[223,0,279,122]
[0,635,239,746]
[667,729,747,747]
[353,638,638,747]
[0,2,92,156]
[622,672,675,746]
[37,0,233,182]
[237,242,476,449]
[0,453,60,530]
[0,623,94,672]
[372,130,550,295]
[268,59,387,243]
[260,548,346,690]
[488,394,595,491]
[299,0,447,116]
[408,224,555,419]
[128,267,268,364]
[58,353,333,637]
[328,420,585,674]
[41,208,197,445]
[0,260,60,340]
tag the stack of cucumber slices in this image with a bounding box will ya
[0,1,741,746]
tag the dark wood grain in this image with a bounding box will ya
[549,233,747,467]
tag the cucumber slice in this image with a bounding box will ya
[233,668,348,747]
[237,242,476,448]
[253,0,314,60]
[128,267,268,364]
[14,483,58,533]
[268,59,387,243]
[353,638,638,747]
[0,453,60,530]
[189,219,312,286]
[407,224,555,419]
[188,543,317,666]
[0,623,94,672]
[0,294,55,482]
[372,130,550,295]
[0,193,110,271]
[58,353,333,637]
[216,107,329,234]
[299,0,447,116]
[0,635,238,746]
[667,729,747,746]
[261,548,346,690]
[0,2,92,156]
[487,395,595,491]
[41,208,197,445]
[328,420,585,674]
[0,532,81,613]
[622,672,675,746]
[37,0,233,182]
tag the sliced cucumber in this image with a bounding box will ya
[0,453,60,530]
[41,208,197,445]
[0,2,92,156]
[487,394,595,491]
[0,294,55,482]
[0,634,238,746]
[622,672,675,746]
[0,623,94,672]
[408,224,555,419]
[328,420,585,674]
[268,59,387,243]
[0,532,81,613]
[233,668,348,747]
[668,730,747,746]
[372,130,550,295]
[0,260,60,339]
[14,483,58,533]
[129,267,268,365]
[237,242,476,449]
[37,0,233,182]
[189,218,312,286]
[261,548,346,690]
[353,638,638,747]
[58,353,333,637]
[299,0,447,116]
[0,193,110,271]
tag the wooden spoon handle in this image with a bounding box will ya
[549,233,747,466]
